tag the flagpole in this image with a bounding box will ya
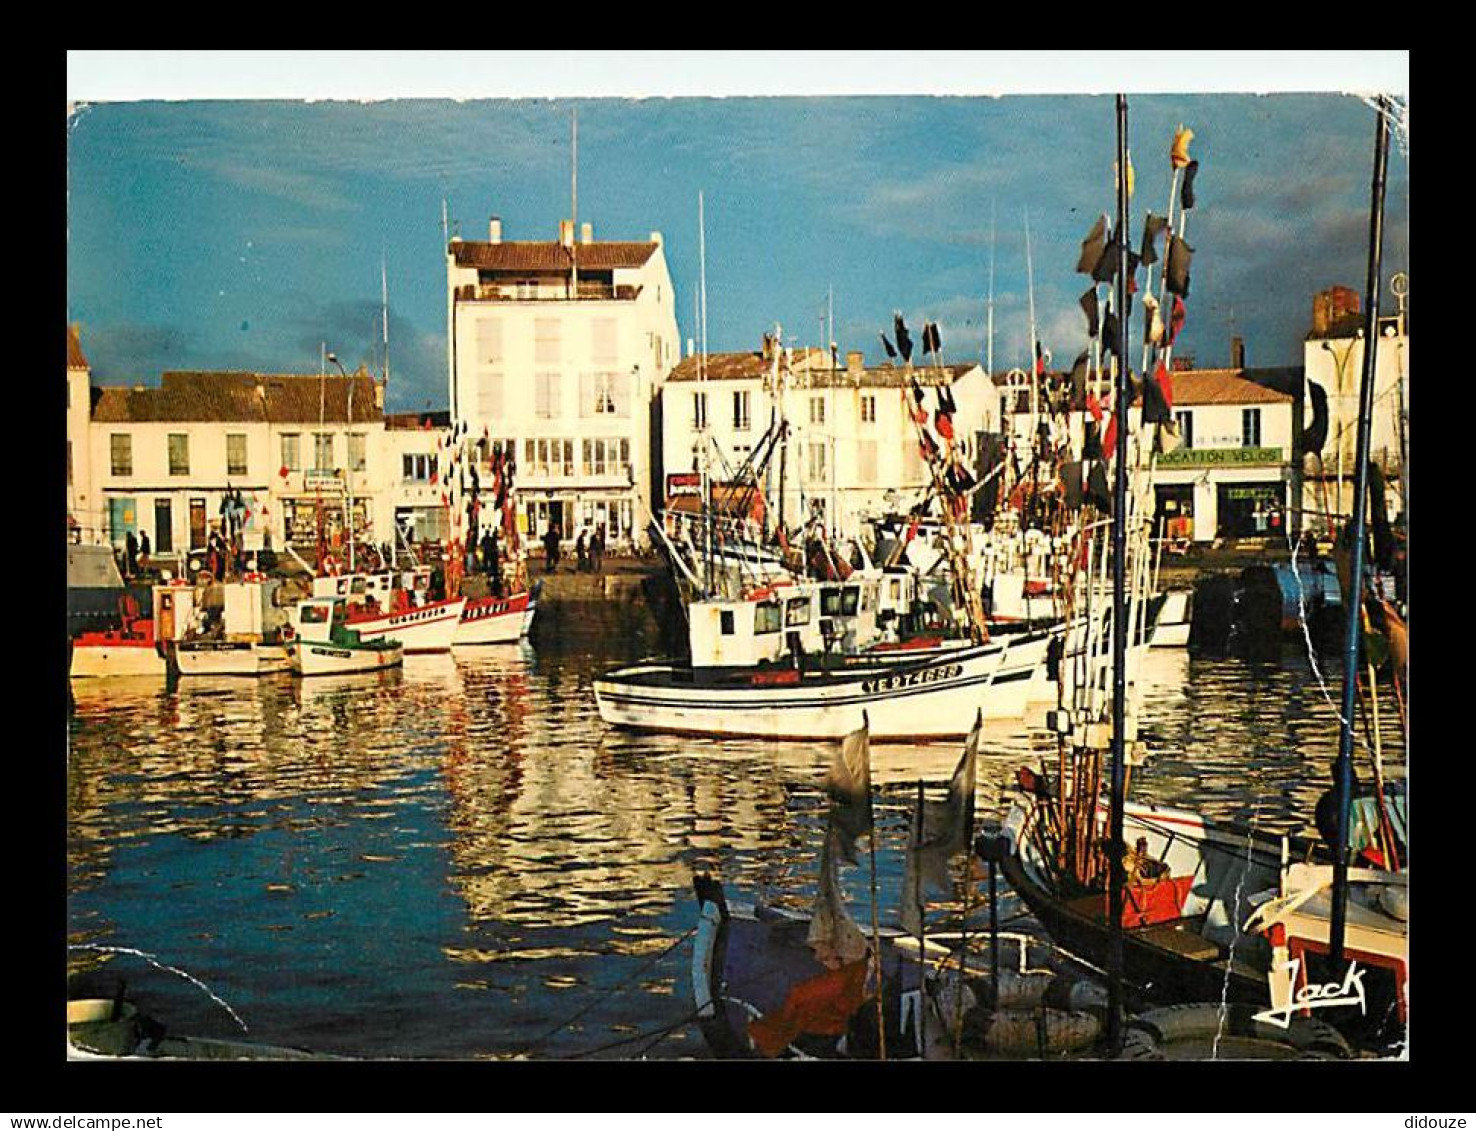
[914,778,928,1060]
[866,724,887,1060]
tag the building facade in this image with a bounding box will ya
[446,217,680,549]
[662,341,995,536]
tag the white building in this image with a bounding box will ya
[446,217,680,550]
[67,327,98,543]
[1302,284,1408,524]
[82,364,386,560]
[661,341,996,536]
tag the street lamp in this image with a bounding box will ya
[326,352,357,572]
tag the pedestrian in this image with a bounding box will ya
[139,530,152,573]
[592,523,606,573]
[123,529,139,579]
[543,523,561,573]
[576,528,589,573]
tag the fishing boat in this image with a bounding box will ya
[68,996,339,1061]
[454,581,540,646]
[69,594,166,678]
[285,596,404,677]
[312,569,464,653]
[172,576,291,676]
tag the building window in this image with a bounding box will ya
[1174,411,1194,449]
[110,433,132,477]
[167,433,189,477]
[693,391,708,430]
[281,433,301,472]
[348,433,367,472]
[861,395,876,424]
[227,433,248,476]
[810,396,825,426]
[478,372,504,420]
[806,442,828,484]
[858,439,878,484]
[314,433,334,472]
[592,318,618,364]
[534,318,561,364]
[476,318,503,364]
[403,454,431,482]
[582,371,628,418]
[1242,408,1262,448]
[535,373,562,419]
[733,389,751,432]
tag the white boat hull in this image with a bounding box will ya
[176,641,290,676]
[288,639,404,677]
[70,643,166,679]
[593,630,1054,741]
[345,599,466,653]
[453,593,535,645]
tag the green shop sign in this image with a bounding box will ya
[1158,446,1283,468]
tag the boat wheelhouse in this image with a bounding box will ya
[286,596,404,677]
[312,569,464,653]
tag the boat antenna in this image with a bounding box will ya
[698,189,713,594]
[1330,93,1393,968]
[381,251,391,389]
[1105,93,1132,1057]
[986,198,996,379]
[1024,207,1040,427]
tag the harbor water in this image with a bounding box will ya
[67,628,1406,1060]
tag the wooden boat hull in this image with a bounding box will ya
[595,629,1055,741]
[70,622,166,679]
[288,639,404,677]
[345,598,466,653]
[176,641,289,676]
[453,591,535,645]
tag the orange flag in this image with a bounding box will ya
[747,956,872,1058]
[1170,126,1195,169]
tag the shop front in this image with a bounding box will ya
[1216,483,1288,539]
[1154,483,1196,543]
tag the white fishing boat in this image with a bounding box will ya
[312,570,464,653]
[286,596,404,677]
[454,584,538,646]
[70,594,166,678]
[172,576,291,676]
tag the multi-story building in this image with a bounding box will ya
[661,339,995,535]
[81,363,385,559]
[446,217,680,549]
[1302,283,1408,524]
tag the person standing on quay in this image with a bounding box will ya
[544,524,562,573]
[576,528,589,573]
[139,529,152,573]
[123,529,139,579]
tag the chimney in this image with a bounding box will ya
[559,219,575,247]
[580,221,593,245]
[488,216,502,244]
[374,380,385,411]
[846,350,865,374]
[650,231,663,247]
[1231,336,1245,369]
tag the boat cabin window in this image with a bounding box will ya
[720,610,735,636]
[754,601,782,635]
[821,587,842,617]
[840,586,860,616]
[785,597,811,627]
[350,577,367,595]
[889,578,902,603]
[300,605,331,624]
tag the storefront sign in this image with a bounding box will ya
[1158,446,1283,468]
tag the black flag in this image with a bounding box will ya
[1140,368,1173,425]
[894,314,914,363]
[880,333,897,360]
[1302,381,1329,456]
[1103,309,1121,356]
[1165,235,1194,298]
[1076,214,1108,275]
[1140,213,1169,267]
[1180,160,1200,211]
[922,322,942,355]
[1092,226,1121,284]
[1079,288,1100,338]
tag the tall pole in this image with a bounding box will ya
[570,107,579,298]
[1331,94,1392,967]
[1024,208,1039,426]
[1105,93,1131,1057]
[698,190,713,594]
[986,199,996,380]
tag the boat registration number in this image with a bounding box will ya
[310,646,353,659]
[861,662,963,694]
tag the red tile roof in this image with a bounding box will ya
[90,370,384,425]
[450,240,658,272]
[1169,369,1294,406]
[68,325,88,370]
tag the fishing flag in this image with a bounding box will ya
[1141,364,1173,425]
[1069,351,1090,403]
[1102,410,1118,460]
[899,715,982,936]
[1154,360,1175,412]
[1165,236,1194,298]
[1086,391,1104,424]
[807,827,870,968]
[920,428,941,462]
[1092,226,1121,284]
[880,333,897,360]
[1115,153,1135,199]
[1103,309,1121,357]
[1168,295,1187,344]
[907,380,928,425]
[1170,126,1195,169]
[823,721,873,866]
[1079,288,1100,339]
[894,314,914,363]
[1140,213,1169,267]
[1086,458,1112,512]
[1180,159,1200,211]
[935,405,955,442]
[1035,341,1049,377]
[1076,214,1108,276]
[1143,293,1164,345]
[1082,418,1105,462]
[922,321,942,355]
[1301,381,1330,456]
[747,955,872,1058]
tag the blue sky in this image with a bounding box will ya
[66,90,1409,415]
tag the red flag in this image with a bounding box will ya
[747,957,871,1058]
[1086,393,1103,424]
[1155,360,1175,410]
[934,411,955,441]
[1103,412,1118,458]
[279,465,290,479]
[904,515,921,544]
[1168,295,1187,344]
[422,417,432,431]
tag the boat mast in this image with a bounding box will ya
[1105,93,1132,1057]
[986,199,996,381]
[1330,94,1393,967]
[698,189,714,595]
